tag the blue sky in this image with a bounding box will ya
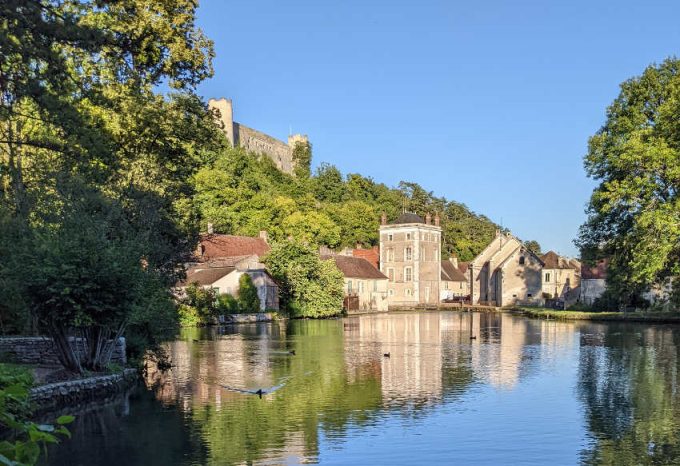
[195,0,680,256]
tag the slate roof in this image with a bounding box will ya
[581,259,609,280]
[541,251,577,270]
[391,212,425,225]
[198,234,270,260]
[178,266,235,287]
[441,261,467,282]
[321,255,388,280]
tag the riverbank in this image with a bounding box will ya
[510,306,680,323]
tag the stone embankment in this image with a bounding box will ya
[0,336,127,365]
[30,369,138,415]
[222,312,275,324]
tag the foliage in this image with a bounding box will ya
[0,364,72,466]
[525,240,542,255]
[180,284,219,326]
[577,58,680,306]
[292,141,312,179]
[263,241,344,318]
[216,293,239,315]
[237,274,261,313]
[193,147,500,260]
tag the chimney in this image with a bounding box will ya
[425,213,432,225]
[381,212,387,225]
[434,213,440,227]
[449,255,458,269]
[207,223,214,234]
[259,230,268,243]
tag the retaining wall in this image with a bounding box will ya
[0,337,126,365]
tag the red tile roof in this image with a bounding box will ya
[197,234,270,261]
[581,259,608,280]
[458,261,469,274]
[321,255,388,280]
[352,247,379,269]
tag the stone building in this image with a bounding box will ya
[379,212,442,305]
[580,259,608,305]
[540,251,580,299]
[208,98,308,175]
[440,256,469,300]
[469,231,543,306]
[322,255,389,312]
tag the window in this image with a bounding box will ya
[359,281,364,293]
[388,234,393,241]
[519,256,526,265]
[528,293,533,298]
[347,280,353,293]
[404,267,413,282]
[387,248,394,262]
[388,289,394,297]
[373,280,378,292]
[406,289,412,297]
[387,268,395,282]
[445,282,449,290]
[433,249,438,261]
[459,282,463,289]
[545,273,551,282]
[405,247,412,261]
[406,233,412,240]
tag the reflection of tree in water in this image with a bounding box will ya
[578,324,680,465]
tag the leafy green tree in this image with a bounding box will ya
[281,211,341,248]
[576,58,680,306]
[525,240,542,255]
[263,241,344,318]
[238,274,261,313]
[292,141,312,179]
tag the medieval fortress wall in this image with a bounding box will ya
[208,98,308,175]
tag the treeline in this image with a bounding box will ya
[193,146,501,262]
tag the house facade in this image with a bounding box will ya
[580,259,608,305]
[440,256,469,301]
[540,251,581,299]
[379,212,442,305]
[322,255,389,312]
[469,231,543,306]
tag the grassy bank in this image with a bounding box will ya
[510,307,680,323]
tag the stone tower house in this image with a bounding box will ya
[379,212,442,305]
[208,98,308,175]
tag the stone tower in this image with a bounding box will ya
[208,97,235,146]
[379,212,442,305]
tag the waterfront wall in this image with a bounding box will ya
[0,337,127,366]
[30,369,138,414]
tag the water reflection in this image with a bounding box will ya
[42,312,680,465]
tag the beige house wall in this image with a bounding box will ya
[379,223,442,306]
[542,268,580,298]
[344,277,389,312]
[440,279,468,300]
[210,270,279,311]
[498,247,543,306]
[470,234,522,305]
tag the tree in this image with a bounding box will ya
[263,241,344,318]
[525,240,542,255]
[576,58,680,306]
[238,274,261,313]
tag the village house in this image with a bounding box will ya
[540,251,581,299]
[440,256,469,301]
[379,212,442,305]
[579,259,608,305]
[179,229,279,311]
[469,231,543,307]
[322,255,389,312]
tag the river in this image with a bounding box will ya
[42,311,680,465]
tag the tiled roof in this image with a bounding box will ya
[441,261,467,282]
[541,251,577,270]
[458,261,470,274]
[391,212,425,224]
[581,259,608,280]
[177,266,235,287]
[321,255,388,280]
[198,234,270,260]
[352,247,379,269]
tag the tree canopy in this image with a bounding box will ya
[577,58,680,305]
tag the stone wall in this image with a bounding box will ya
[30,369,137,415]
[0,337,126,366]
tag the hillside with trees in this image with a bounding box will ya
[192,145,502,262]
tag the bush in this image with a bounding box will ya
[216,294,239,314]
[237,274,261,313]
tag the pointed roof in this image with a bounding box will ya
[321,255,388,280]
[198,234,270,261]
[177,266,236,287]
[541,251,577,270]
[441,261,467,282]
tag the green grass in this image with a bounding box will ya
[510,307,680,323]
[0,362,34,388]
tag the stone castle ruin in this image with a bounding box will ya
[208,98,308,175]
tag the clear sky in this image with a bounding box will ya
[194,0,680,257]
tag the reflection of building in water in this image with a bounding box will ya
[343,312,444,404]
[145,325,282,409]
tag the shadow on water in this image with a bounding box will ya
[41,312,680,465]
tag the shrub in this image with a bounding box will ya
[238,274,261,313]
